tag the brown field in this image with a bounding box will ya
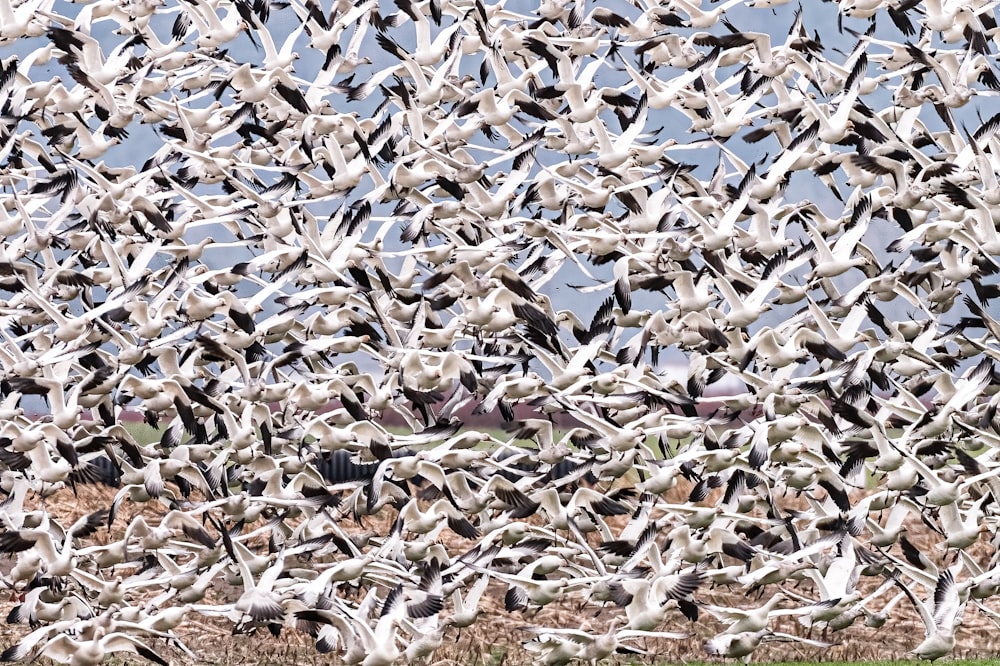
[4,476,1000,666]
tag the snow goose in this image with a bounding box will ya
[703,591,797,635]
[299,544,406,597]
[747,326,844,369]
[704,629,832,662]
[896,567,967,661]
[608,567,704,631]
[401,614,450,662]
[547,399,651,455]
[0,0,53,41]
[289,0,372,70]
[781,537,868,629]
[7,547,43,592]
[21,439,74,487]
[478,371,547,417]
[521,630,584,666]
[937,492,990,550]
[385,0,460,66]
[670,0,754,28]
[176,0,249,48]
[229,546,286,629]
[795,69,865,145]
[467,562,606,611]
[737,535,826,590]
[10,286,92,343]
[712,273,774,329]
[679,75,761,139]
[861,494,920,547]
[750,120,823,199]
[820,582,905,631]
[921,0,991,43]
[663,268,716,315]
[300,605,361,657]
[2,624,169,666]
[343,585,407,666]
[6,576,94,624]
[524,616,688,664]
[56,117,122,159]
[123,510,216,556]
[891,443,995,507]
[397,498,479,540]
[45,27,138,88]
[443,571,489,628]
[0,617,80,662]
[633,30,703,68]
[583,98,653,170]
[803,218,879,281]
[620,58,700,110]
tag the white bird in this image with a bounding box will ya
[523,619,686,665]
[899,568,968,661]
[703,592,798,635]
[4,625,170,666]
[704,629,833,662]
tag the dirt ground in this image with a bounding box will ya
[3,482,1000,665]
